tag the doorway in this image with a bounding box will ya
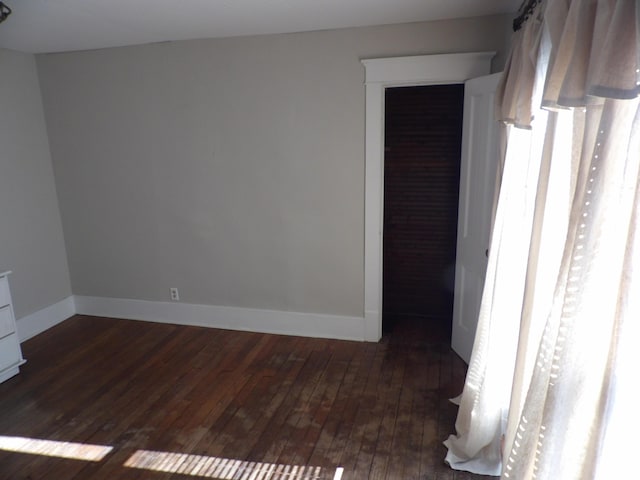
[361,52,495,343]
[382,85,464,339]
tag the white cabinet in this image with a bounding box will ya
[0,271,25,383]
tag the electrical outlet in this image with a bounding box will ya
[170,288,179,301]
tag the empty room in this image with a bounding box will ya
[0,0,636,479]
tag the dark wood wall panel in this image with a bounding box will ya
[383,84,464,330]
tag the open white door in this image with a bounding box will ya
[451,73,501,363]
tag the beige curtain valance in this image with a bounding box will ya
[497,0,640,128]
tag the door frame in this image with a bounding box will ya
[360,52,495,341]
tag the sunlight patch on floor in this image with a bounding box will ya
[0,435,344,479]
[124,449,344,480]
[0,435,113,461]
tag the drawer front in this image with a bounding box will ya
[0,277,9,308]
[0,306,15,339]
[0,333,22,372]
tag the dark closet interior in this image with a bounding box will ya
[382,84,465,338]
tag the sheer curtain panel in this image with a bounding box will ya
[444,1,640,478]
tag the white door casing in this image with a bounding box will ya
[361,53,495,342]
[451,73,502,363]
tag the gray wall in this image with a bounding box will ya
[0,48,72,319]
[37,15,512,318]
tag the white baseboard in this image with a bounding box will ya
[14,295,370,342]
[74,296,368,341]
[16,296,76,342]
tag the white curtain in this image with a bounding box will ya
[444,0,640,478]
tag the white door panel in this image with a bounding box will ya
[452,73,501,363]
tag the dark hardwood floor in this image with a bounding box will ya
[0,315,491,480]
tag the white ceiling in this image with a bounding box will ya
[0,0,521,54]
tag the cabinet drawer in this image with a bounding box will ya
[0,306,15,339]
[0,277,9,308]
[0,333,22,372]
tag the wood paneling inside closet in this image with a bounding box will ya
[383,84,464,334]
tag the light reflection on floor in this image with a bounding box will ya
[0,435,113,461]
[124,449,343,480]
[0,435,343,479]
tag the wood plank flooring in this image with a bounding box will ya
[0,315,492,480]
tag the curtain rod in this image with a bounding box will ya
[0,2,11,24]
[513,0,540,31]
